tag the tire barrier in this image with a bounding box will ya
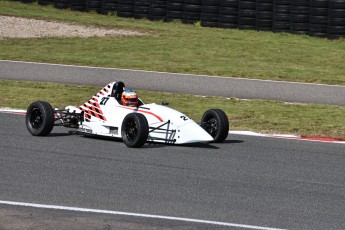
[183,0,202,24]
[310,0,329,37]
[134,0,149,19]
[20,0,345,38]
[86,0,102,12]
[238,0,256,30]
[166,0,184,22]
[256,0,273,31]
[117,0,134,18]
[200,0,220,28]
[53,0,69,9]
[328,0,345,38]
[99,0,117,15]
[149,0,167,21]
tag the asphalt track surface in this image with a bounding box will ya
[1,60,345,105]
[1,113,345,229]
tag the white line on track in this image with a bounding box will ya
[0,200,286,230]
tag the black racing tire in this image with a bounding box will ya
[201,109,229,143]
[309,23,327,33]
[26,101,55,136]
[166,10,183,19]
[134,6,149,13]
[201,5,219,14]
[329,0,345,9]
[239,9,256,18]
[256,19,273,27]
[310,0,328,8]
[310,8,328,16]
[183,4,202,13]
[184,0,201,4]
[149,7,166,16]
[219,14,238,23]
[291,0,309,6]
[201,0,220,6]
[121,113,149,148]
[167,2,183,11]
[218,22,238,28]
[273,13,290,22]
[117,11,134,17]
[220,0,238,7]
[219,6,238,15]
[290,14,309,23]
[238,17,256,25]
[274,0,290,5]
[239,1,256,10]
[310,16,328,25]
[256,3,273,11]
[256,11,273,19]
[274,5,290,14]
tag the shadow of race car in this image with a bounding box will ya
[26,81,229,148]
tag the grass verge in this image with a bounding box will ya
[1,79,344,140]
[0,1,345,85]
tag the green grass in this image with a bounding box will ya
[1,79,344,140]
[0,1,345,85]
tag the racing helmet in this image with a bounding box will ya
[121,89,139,107]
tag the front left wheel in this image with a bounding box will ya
[121,113,149,148]
[26,101,55,136]
[201,109,229,143]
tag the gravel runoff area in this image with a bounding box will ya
[0,16,146,39]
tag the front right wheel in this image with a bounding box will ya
[201,109,229,143]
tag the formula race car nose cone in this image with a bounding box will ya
[176,121,214,144]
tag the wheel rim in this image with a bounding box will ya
[30,108,43,129]
[205,118,218,137]
[125,119,138,141]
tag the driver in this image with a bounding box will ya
[121,89,139,107]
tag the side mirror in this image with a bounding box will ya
[162,102,169,106]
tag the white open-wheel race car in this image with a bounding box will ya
[26,82,229,148]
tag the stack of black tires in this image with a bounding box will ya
[273,0,290,33]
[200,0,220,27]
[183,0,202,24]
[218,0,238,29]
[256,0,273,31]
[117,0,134,18]
[70,0,86,11]
[166,0,184,21]
[149,0,167,21]
[310,0,329,37]
[238,0,256,30]
[16,0,345,38]
[54,0,69,9]
[133,0,150,19]
[100,0,118,14]
[86,0,102,12]
[328,0,345,38]
[290,0,310,34]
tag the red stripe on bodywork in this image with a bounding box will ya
[118,106,163,122]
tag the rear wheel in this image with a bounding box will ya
[201,109,229,143]
[121,113,149,148]
[26,101,55,136]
